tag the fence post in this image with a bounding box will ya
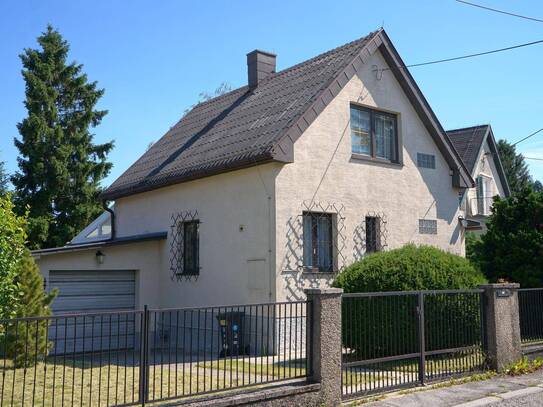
[139,305,150,405]
[417,292,426,385]
[304,288,343,406]
[479,283,522,371]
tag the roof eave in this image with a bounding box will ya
[100,151,279,201]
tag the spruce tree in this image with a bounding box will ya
[12,25,113,249]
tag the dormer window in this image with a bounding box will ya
[350,105,399,163]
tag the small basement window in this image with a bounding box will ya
[419,219,437,235]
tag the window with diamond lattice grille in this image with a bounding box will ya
[302,212,334,272]
[365,216,382,253]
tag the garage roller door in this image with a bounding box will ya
[48,270,136,354]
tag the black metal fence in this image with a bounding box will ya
[341,290,486,399]
[519,288,543,345]
[0,301,309,406]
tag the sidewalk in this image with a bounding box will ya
[356,369,543,407]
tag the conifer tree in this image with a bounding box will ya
[12,25,113,249]
[5,252,57,366]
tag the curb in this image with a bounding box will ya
[454,385,543,406]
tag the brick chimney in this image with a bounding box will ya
[247,50,276,88]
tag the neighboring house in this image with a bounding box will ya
[34,28,479,315]
[447,125,510,232]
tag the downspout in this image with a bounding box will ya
[102,200,116,240]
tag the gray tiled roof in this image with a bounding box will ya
[446,125,489,174]
[101,31,380,200]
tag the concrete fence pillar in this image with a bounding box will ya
[304,287,343,406]
[479,283,522,371]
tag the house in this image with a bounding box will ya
[447,124,510,232]
[34,28,483,315]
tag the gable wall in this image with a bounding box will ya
[274,50,464,301]
[465,138,506,216]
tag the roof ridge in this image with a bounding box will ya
[447,124,490,134]
[182,31,380,112]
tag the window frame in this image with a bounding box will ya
[365,216,382,253]
[302,211,335,273]
[350,104,400,164]
[177,219,200,276]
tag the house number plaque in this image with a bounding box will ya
[496,288,512,298]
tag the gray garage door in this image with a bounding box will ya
[48,270,136,354]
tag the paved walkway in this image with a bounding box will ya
[358,370,543,407]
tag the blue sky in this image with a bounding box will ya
[1,0,542,187]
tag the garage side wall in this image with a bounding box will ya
[35,240,163,310]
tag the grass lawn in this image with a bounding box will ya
[0,356,239,406]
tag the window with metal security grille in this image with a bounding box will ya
[350,105,399,162]
[419,219,437,235]
[303,212,334,272]
[170,211,200,280]
[417,153,436,169]
[365,216,382,253]
[179,221,199,275]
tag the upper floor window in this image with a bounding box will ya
[350,105,399,163]
[303,212,334,272]
[476,175,493,215]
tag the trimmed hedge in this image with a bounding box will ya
[334,244,487,293]
[333,244,487,359]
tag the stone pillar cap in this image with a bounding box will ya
[479,283,520,289]
[304,288,343,295]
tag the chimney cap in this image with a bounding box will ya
[247,49,277,58]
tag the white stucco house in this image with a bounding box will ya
[447,125,510,232]
[33,29,509,315]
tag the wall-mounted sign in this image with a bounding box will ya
[496,288,512,298]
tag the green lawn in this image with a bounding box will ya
[0,357,237,406]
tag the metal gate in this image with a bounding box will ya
[341,290,487,399]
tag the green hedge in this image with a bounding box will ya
[333,244,487,359]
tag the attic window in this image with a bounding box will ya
[350,105,399,163]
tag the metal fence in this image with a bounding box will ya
[519,288,543,345]
[0,301,309,406]
[341,290,486,399]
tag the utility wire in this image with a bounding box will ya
[456,0,543,24]
[525,157,543,162]
[381,39,543,71]
[512,128,543,147]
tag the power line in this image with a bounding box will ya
[456,0,543,24]
[512,128,543,147]
[525,157,543,162]
[381,39,543,71]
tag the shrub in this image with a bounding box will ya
[4,252,57,366]
[0,194,28,320]
[333,244,487,359]
[469,188,543,287]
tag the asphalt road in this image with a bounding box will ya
[489,393,543,406]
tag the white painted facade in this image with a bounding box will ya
[36,48,470,310]
[463,139,507,221]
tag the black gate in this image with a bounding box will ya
[341,290,487,399]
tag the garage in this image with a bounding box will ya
[47,270,136,354]
[49,270,135,314]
